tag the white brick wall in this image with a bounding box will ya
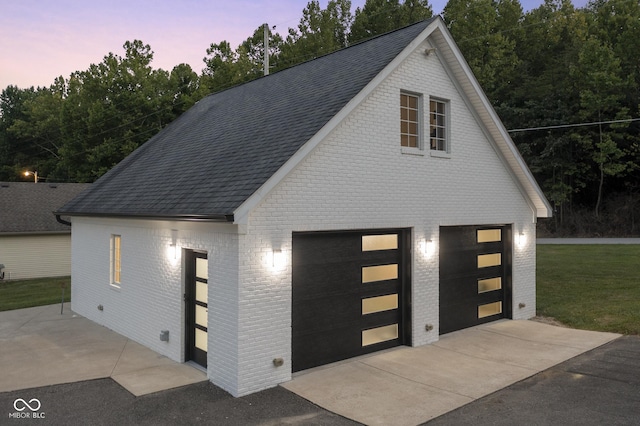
[70,217,240,393]
[237,39,537,395]
[71,38,539,398]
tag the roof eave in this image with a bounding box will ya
[54,211,235,223]
[0,231,71,236]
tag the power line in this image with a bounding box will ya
[508,118,640,133]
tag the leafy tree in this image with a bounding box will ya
[442,0,522,103]
[349,0,432,43]
[7,80,65,180]
[52,40,179,181]
[278,0,353,69]
[570,36,632,217]
[0,85,37,180]
[504,0,589,222]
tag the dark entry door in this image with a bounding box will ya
[292,230,411,372]
[439,225,512,335]
[185,250,208,368]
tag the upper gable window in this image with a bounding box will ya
[400,93,420,148]
[430,98,448,152]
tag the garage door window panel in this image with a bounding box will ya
[477,253,502,268]
[362,264,398,283]
[477,229,502,243]
[478,277,502,293]
[478,301,502,318]
[362,234,398,251]
[362,294,398,315]
[362,324,398,346]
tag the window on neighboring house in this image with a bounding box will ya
[400,93,420,148]
[430,98,447,151]
[111,235,121,285]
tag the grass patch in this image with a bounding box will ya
[537,245,640,335]
[0,276,70,312]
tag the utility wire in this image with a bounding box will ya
[508,118,640,133]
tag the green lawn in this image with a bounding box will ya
[0,276,70,312]
[537,245,640,335]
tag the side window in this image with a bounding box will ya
[400,93,421,148]
[429,98,448,152]
[111,234,121,286]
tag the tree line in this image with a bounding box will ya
[1,0,638,235]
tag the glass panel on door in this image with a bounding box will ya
[477,229,502,243]
[195,328,208,351]
[196,257,208,280]
[362,324,398,346]
[362,264,398,283]
[477,253,502,268]
[478,301,502,318]
[362,294,398,315]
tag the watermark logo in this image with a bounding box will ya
[8,398,45,419]
[14,398,41,412]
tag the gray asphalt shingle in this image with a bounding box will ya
[58,20,434,220]
[0,182,91,233]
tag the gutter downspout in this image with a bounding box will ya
[55,214,72,227]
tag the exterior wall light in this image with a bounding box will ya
[516,232,526,248]
[420,239,435,257]
[168,244,178,259]
[271,249,286,271]
[167,230,180,265]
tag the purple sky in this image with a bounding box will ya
[1,0,589,90]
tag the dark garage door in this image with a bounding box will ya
[439,225,512,335]
[292,230,411,372]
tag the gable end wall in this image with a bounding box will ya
[236,38,537,396]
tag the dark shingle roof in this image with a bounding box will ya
[0,182,91,233]
[58,19,434,220]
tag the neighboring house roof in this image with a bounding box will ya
[58,17,551,222]
[0,182,91,234]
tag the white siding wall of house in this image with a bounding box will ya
[70,217,240,392]
[235,39,537,396]
[0,234,72,280]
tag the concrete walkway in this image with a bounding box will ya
[0,304,206,396]
[282,320,620,426]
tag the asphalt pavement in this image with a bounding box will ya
[426,335,640,426]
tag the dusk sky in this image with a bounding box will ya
[1,0,589,90]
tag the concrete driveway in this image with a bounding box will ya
[0,305,622,425]
[283,320,620,426]
[0,304,206,396]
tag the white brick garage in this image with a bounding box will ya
[60,18,550,398]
